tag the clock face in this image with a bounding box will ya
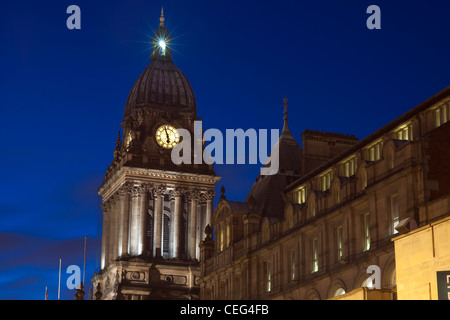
[155,125,180,149]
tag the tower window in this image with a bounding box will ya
[163,213,170,257]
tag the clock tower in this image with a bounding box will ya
[91,9,220,300]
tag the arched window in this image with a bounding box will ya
[334,288,346,297]
[362,277,374,289]
[147,211,153,257]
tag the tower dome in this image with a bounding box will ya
[123,9,196,118]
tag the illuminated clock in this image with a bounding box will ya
[155,125,180,149]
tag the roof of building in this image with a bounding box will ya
[286,85,450,192]
[245,99,303,219]
[123,10,196,118]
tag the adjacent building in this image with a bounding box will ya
[90,10,450,300]
[199,87,450,300]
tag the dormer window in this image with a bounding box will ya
[341,157,356,177]
[366,141,383,162]
[319,171,332,191]
[433,103,449,128]
[394,123,413,141]
[295,186,306,204]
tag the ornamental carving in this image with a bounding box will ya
[204,190,216,201]
[153,185,166,197]
[169,188,184,200]
[130,185,149,199]
[186,189,200,201]
[123,270,146,282]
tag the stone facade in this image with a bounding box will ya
[199,87,450,300]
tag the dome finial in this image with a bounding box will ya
[160,6,165,27]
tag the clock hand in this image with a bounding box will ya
[164,126,170,143]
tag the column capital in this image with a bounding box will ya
[118,183,132,196]
[186,189,200,201]
[130,184,150,199]
[153,185,166,197]
[204,190,216,201]
[101,202,112,212]
[169,188,184,200]
[111,193,121,203]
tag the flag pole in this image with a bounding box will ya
[58,258,61,300]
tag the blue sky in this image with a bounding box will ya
[1,0,449,300]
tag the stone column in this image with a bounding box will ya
[197,195,206,259]
[112,194,121,261]
[153,186,165,258]
[108,197,117,263]
[172,188,183,259]
[129,185,143,256]
[101,202,110,269]
[189,190,199,260]
[139,185,149,256]
[119,184,130,257]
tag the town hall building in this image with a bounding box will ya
[91,10,450,300]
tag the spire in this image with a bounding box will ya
[282,97,290,133]
[279,97,297,142]
[151,8,172,61]
[220,186,226,201]
[160,7,165,27]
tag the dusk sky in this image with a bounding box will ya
[1,0,450,300]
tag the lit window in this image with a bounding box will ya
[363,213,371,251]
[391,195,399,235]
[394,124,413,141]
[264,261,272,292]
[366,141,383,162]
[295,187,306,204]
[433,104,449,128]
[337,226,344,261]
[290,250,296,281]
[227,224,230,248]
[311,238,319,273]
[342,157,356,177]
[319,171,332,191]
